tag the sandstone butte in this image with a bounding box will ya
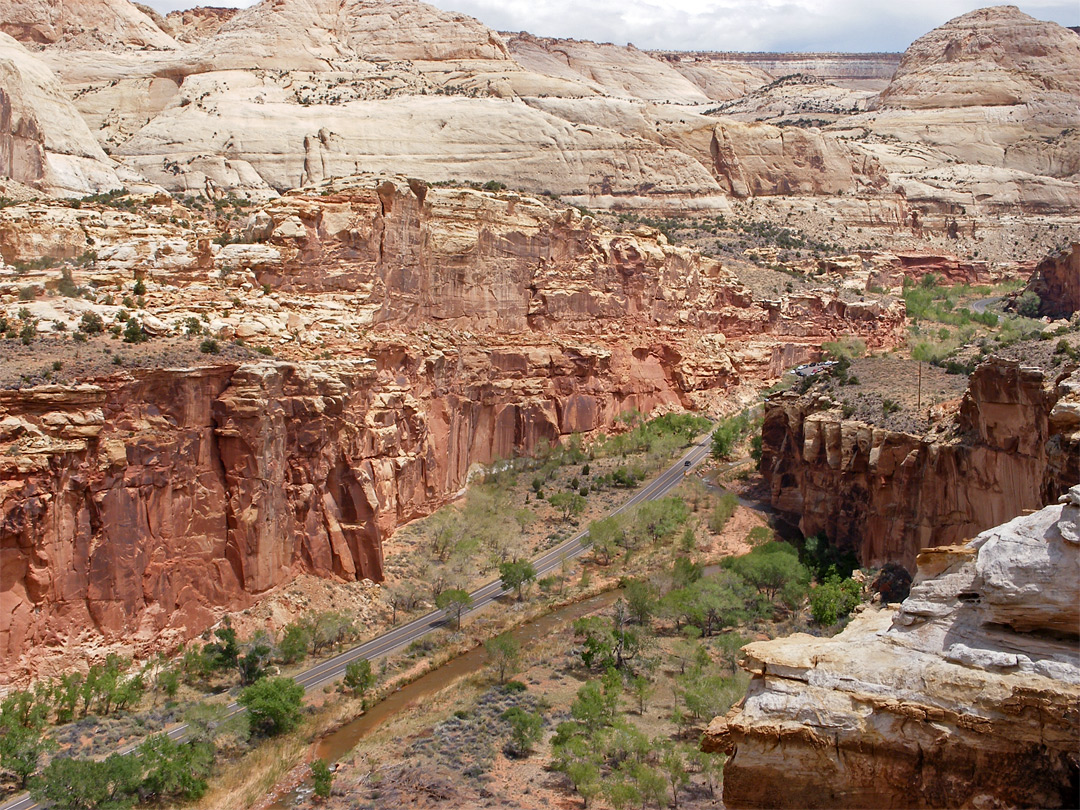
[705,484,1080,809]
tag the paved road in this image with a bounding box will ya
[0,431,714,810]
[972,296,1000,314]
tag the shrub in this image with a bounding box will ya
[199,338,220,354]
[708,493,739,534]
[311,759,334,799]
[809,575,862,625]
[80,312,104,334]
[122,318,147,343]
[58,268,79,297]
[343,659,375,699]
[1016,290,1041,318]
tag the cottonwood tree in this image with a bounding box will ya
[435,588,472,631]
[484,634,521,683]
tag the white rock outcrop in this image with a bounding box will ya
[706,486,1080,809]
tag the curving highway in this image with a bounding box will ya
[0,430,714,810]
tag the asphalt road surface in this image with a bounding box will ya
[0,430,715,810]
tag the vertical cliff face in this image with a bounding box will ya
[1014,242,1080,320]
[0,341,702,680]
[760,358,1079,569]
[705,487,1080,809]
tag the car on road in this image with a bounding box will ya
[793,360,838,377]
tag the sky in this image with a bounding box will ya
[141,0,1078,51]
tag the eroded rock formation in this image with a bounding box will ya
[705,486,1080,809]
[1017,242,1080,319]
[0,176,908,682]
[760,357,1080,568]
[0,344,690,678]
[0,32,122,196]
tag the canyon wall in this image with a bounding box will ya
[0,341,696,679]
[760,358,1080,569]
[705,486,1080,809]
[1019,242,1080,320]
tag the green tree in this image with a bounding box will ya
[568,676,618,735]
[586,516,622,565]
[690,748,726,798]
[484,634,520,683]
[548,492,586,521]
[626,497,689,546]
[1016,290,1041,318]
[628,674,654,715]
[623,578,658,626]
[79,312,104,335]
[310,759,334,799]
[137,734,213,803]
[716,632,747,674]
[631,762,668,809]
[729,542,810,610]
[810,574,863,626]
[573,602,645,671]
[499,559,537,601]
[205,617,240,670]
[31,753,141,810]
[0,723,53,788]
[237,634,272,686]
[708,492,739,534]
[604,776,642,810]
[435,588,472,631]
[343,659,375,700]
[500,707,543,757]
[238,676,304,737]
[552,737,603,808]
[658,741,691,809]
[278,622,310,665]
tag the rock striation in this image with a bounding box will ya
[1017,241,1080,319]
[0,176,908,682]
[705,486,1080,809]
[876,5,1080,109]
[0,0,1072,233]
[0,32,123,196]
[760,357,1080,569]
[0,347,687,677]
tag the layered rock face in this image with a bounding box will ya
[1020,242,1080,319]
[0,0,1073,235]
[705,487,1080,809]
[760,357,1080,568]
[876,5,1080,109]
[0,32,122,196]
[0,343,695,677]
[0,176,908,681]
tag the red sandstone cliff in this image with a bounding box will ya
[1014,242,1080,320]
[0,177,908,683]
[760,357,1080,569]
[0,342,701,680]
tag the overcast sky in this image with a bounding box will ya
[142,0,1078,51]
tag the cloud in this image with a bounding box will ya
[138,0,1078,51]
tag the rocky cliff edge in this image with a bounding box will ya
[705,485,1080,808]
